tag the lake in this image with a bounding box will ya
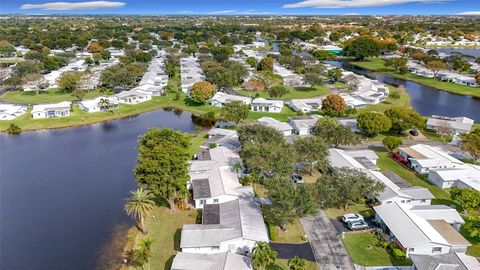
[328,61,480,123]
[0,109,196,270]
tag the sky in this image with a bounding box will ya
[1,0,480,15]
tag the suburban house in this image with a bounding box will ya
[135,56,168,96]
[339,93,367,109]
[410,253,480,270]
[180,199,269,254]
[426,115,474,134]
[288,98,323,113]
[427,164,480,192]
[115,89,152,104]
[180,57,205,93]
[189,165,253,209]
[329,149,434,205]
[206,128,241,151]
[288,115,321,136]
[0,104,27,120]
[211,92,252,107]
[78,96,119,113]
[31,101,71,119]
[338,118,360,133]
[250,98,284,113]
[171,252,252,270]
[257,117,293,136]
[374,202,469,257]
[398,144,465,174]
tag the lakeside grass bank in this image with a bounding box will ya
[0,93,299,132]
[349,58,480,99]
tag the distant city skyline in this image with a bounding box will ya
[1,0,480,15]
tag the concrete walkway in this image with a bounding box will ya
[301,211,355,270]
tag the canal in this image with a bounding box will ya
[0,109,196,270]
[328,61,480,122]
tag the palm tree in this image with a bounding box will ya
[288,255,306,270]
[251,242,277,270]
[124,188,155,235]
[127,238,154,270]
[99,98,111,111]
[232,162,242,174]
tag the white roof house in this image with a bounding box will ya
[206,128,241,150]
[180,199,269,254]
[115,89,152,104]
[329,148,434,205]
[211,92,252,107]
[0,104,27,120]
[288,115,321,136]
[288,98,323,113]
[428,164,480,191]
[399,144,466,174]
[189,165,254,209]
[374,202,469,257]
[339,93,367,109]
[136,56,168,96]
[410,253,480,270]
[31,101,71,119]
[78,96,119,113]
[250,98,283,113]
[171,252,252,270]
[257,117,293,137]
[273,64,304,87]
[180,57,205,93]
[426,115,474,134]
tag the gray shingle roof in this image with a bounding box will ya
[410,253,468,270]
[192,178,211,199]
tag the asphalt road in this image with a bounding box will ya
[301,211,355,270]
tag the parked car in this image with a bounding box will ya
[291,173,304,184]
[341,213,364,224]
[409,129,419,136]
[348,221,369,231]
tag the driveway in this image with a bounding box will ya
[301,211,355,270]
[270,242,316,262]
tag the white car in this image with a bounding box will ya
[341,213,364,224]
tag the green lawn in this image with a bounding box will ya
[274,218,308,244]
[422,129,453,143]
[236,85,329,99]
[247,106,299,122]
[127,206,198,270]
[350,58,480,99]
[460,220,480,257]
[274,259,318,270]
[375,150,459,208]
[325,203,374,220]
[189,131,209,156]
[0,88,105,104]
[343,232,412,266]
[357,91,411,115]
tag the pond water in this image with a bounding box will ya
[0,109,196,270]
[435,48,480,58]
[328,61,480,122]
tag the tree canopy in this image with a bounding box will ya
[357,112,392,137]
[384,107,425,134]
[220,101,250,124]
[460,128,480,162]
[322,94,346,116]
[189,81,216,104]
[344,36,381,61]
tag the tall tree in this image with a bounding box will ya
[189,81,216,104]
[220,101,249,124]
[251,242,277,270]
[344,36,381,60]
[314,117,360,148]
[268,85,289,98]
[257,56,275,71]
[134,128,191,211]
[357,112,392,137]
[322,94,346,116]
[124,188,155,234]
[451,188,480,215]
[384,107,425,134]
[382,136,403,152]
[316,167,384,210]
[294,136,328,174]
[58,71,82,93]
[460,129,480,162]
[426,60,446,78]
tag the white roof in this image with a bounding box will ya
[115,89,152,99]
[79,96,119,108]
[171,252,252,270]
[328,148,375,170]
[32,101,71,113]
[431,164,480,191]
[410,205,464,225]
[427,115,474,131]
[374,202,450,247]
[212,92,252,104]
[0,104,26,114]
[251,98,283,108]
[406,144,464,167]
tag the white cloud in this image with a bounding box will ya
[21,1,125,11]
[456,11,480,15]
[284,0,448,9]
[208,10,238,14]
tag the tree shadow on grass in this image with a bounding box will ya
[294,86,316,92]
[173,228,182,251]
[267,264,284,270]
[184,97,206,107]
[154,196,170,208]
[164,255,175,270]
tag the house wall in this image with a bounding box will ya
[427,172,453,189]
[381,197,431,206]
[194,194,239,209]
[405,243,453,257]
[32,109,70,119]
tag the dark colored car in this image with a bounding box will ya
[291,173,304,184]
[409,129,419,136]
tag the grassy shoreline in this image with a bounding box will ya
[0,93,298,132]
[349,58,480,99]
